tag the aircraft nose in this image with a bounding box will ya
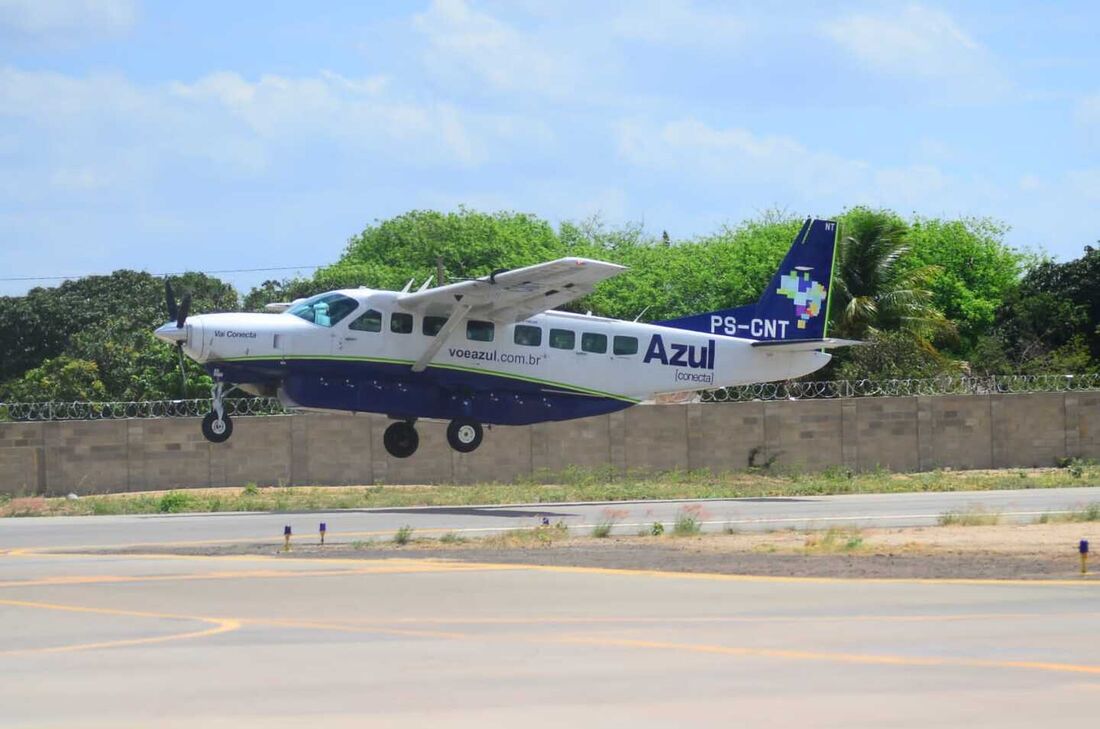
[154,322,187,345]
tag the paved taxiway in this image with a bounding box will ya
[2,486,1099,553]
[1,488,1099,727]
[2,548,1099,727]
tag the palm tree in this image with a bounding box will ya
[829,209,953,344]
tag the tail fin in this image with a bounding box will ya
[658,217,839,341]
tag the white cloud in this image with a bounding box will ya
[412,0,583,98]
[823,4,1006,98]
[0,65,552,189]
[0,0,136,41]
[614,116,993,215]
[612,0,744,49]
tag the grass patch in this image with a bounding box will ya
[591,507,628,538]
[6,463,1100,518]
[393,525,414,545]
[591,522,614,538]
[938,508,1000,526]
[672,505,704,536]
[1036,503,1100,524]
[803,527,865,553]
[484,522,570,548]
[439,532,466,544]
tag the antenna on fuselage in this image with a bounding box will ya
[400,278,415,293]
[633,306,651,322]
[416,276,434,293]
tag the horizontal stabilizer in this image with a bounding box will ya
[750,337,862,352]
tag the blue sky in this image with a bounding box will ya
[2,0,1099,296]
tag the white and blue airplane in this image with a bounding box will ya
[155,218,857,458]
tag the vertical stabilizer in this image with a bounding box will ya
[657,218,838,341]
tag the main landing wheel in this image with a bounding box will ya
[383,421,419,458]
[201,411,233,444]
[446,418,483,453]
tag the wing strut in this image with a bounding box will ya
[411,304,472,373]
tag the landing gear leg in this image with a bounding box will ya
[201,381,234,444]
[446,418,483,453]
[383,421,419,458]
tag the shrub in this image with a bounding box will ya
[157,491,192,513]
[393,525,413,545]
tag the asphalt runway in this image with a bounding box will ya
[2,488,1100,727]
[1,548,1099,727]
[3,486,1099,553]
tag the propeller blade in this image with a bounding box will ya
[165,279,178,321]
[176,292,191,329]
[176,342,188,397]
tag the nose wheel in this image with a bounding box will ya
[201,380,234,444]
[447,418,483,453]
[201,411,233,443]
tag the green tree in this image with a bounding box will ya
[991,245,1100,372]
[902,216,1023,349]
[829,208,950,342]
[834,332,960,380]
[321,207,564,291]
[0,270,237,400]
[568,211,801,321]
[0,356,108,402]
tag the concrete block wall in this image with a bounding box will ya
[2,391,1098,495]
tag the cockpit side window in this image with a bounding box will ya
[349,309,382,332]
[288,293,359,328]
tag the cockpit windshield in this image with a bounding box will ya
[288,293,359,327]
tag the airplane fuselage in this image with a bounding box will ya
[165,289,830,426]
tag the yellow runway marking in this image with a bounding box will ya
[553,635,1100,676]
[0,562,520,589]
[327,610,1100,627]
[0,598,240,656]
[448,560,1100,587]
[5,549,1100,586]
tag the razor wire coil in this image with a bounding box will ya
[1,374,1098,420]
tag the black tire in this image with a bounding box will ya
[201,411,233,443]
[383,421,419,458]
[446,418,483,453]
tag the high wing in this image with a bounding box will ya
[397,257,626,323]
[397,257,626,372]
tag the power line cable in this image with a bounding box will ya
[0,265,325,283]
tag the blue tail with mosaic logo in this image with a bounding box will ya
[657,218,839,341]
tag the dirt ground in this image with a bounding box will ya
[99,522,1100,580]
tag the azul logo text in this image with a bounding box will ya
[643,334,716,370]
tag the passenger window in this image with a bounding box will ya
[423,316,447,336]
[513,324,542,347]
[613,335,639,356]
[549,328,575,350]
[582,332,608,354]
[466,320,494,342]
[349,308,382,332]
[391,312,413,334]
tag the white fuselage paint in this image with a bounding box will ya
[173,289,830,403]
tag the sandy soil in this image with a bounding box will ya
[96,521,1100,580]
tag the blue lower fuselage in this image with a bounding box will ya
[207,358,634,425]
